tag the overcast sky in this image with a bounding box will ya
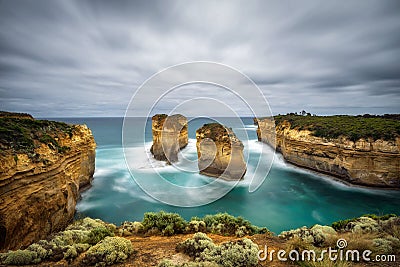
[0,0,399,117]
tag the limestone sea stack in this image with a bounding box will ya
[150,114,188,163]
[196,123,246,180]
[0,112,96,250]
[255,117,400,188]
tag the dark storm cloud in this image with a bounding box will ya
[0,0,399,117]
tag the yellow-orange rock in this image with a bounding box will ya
[255,118,400,188]
[150,114,188,163]
[0,115,96,250]
[196,123,246,180]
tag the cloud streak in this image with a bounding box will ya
[0,0,399,117]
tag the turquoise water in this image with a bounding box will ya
[56,117,400,234]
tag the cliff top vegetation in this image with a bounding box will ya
[272,114,400,141]
[0,111,74,156]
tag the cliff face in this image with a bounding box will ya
[150,114,188,163]
[255,118,400,188]
[0,114,96,250]
[196,123,246,180]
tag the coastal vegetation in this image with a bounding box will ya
[120,211,269,237]
[0,112,73,156]
[0,212,398,266]
[273,114,400,141]
[0,217,119,265]
[171,233,259,267]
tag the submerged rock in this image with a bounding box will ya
[150,114,188,163]
[196,123,246,180]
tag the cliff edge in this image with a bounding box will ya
[150,114,188,163]
[196,123,246,180]
[255,115,400,188]
[0,112,96,250]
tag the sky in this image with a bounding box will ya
[0,0,399,117]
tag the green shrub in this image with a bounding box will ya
[185,220,207,233]
[131,212,267,237]
[27,243,48,260]
[176,232,215,259]
[87,227,114,245]
[199,213,267,236]
[2,249,38,265]
[0,217,116,264]
[158,259,221,267]
[363,214,397,221]
[176,233,259,267]
[184,262,220,267]
[279,225,337,247]
[119,221,144,236]
[218,239,259,267]
[331,214,397,231]
[158,260,178,267]
[66,217,116,233]
[82,236,134,266]
[142,211,187,236]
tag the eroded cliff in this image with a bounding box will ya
[0,113,96,250]
[150,114,188,163]
[196,123,246,180]
[255,117,400,188]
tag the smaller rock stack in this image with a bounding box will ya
[150,114,188,163]
[196,123,247,180]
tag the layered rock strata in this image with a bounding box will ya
[255,118,400,188]
[0,113,96,250]
[150,114,188,163]
[196,123,246,180]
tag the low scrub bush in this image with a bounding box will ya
[185,220,207,233]
[0,217,116,265]
[158,259,221,267]
[142,211,187,236]
[331,214,397,232]
[140,211,268,237]
[176,233,259,267]
[81,236,134,266]
[0,249,39,265]
[198,213,268,236]
[119,221,144,236]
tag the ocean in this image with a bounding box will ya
[54,117,400,234]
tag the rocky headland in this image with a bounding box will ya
[0,112,96,250]
[255,115,400,188]
[150,114,188,163]
[196,123,246,180]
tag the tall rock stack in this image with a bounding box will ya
[150,114,188,163]
[196,123,246,180]
[0,112,96,250]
